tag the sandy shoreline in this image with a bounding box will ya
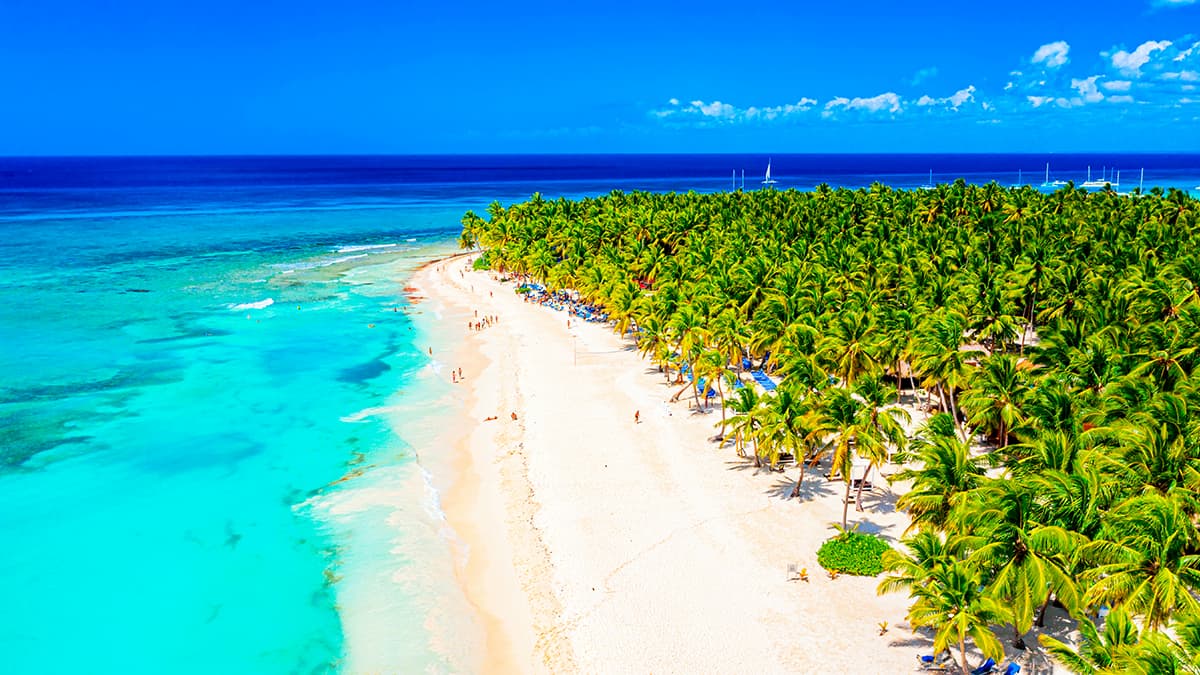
[411,253,930,673]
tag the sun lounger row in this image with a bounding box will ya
[750,370,777,391]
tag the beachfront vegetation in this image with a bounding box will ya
[461,182,1200,673]
[817,529,890,576]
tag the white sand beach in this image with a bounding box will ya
[412,254,932,673]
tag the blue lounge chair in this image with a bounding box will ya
[969,658,996,675]
[917,653,951,671]
[750,370,778,392]
[1002,663,1020,675]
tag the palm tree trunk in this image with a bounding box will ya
[841,479,852,529]
[716,379,727,433]
[946,383,967,441]
[688,361,702,410]
[790,452,808,498]
[1021,284,1038,355]
[1012,623,1026,650]
[958,635,969,675]
[1036,595,1051,628]
[854,463,872,512]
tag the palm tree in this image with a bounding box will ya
[910,309,982,439]
[851,373,910,510]
[895,414,987,532]
[818,308,880,386]
[1038,605,1141,674]
[959,354,1031,448]
[960,480,1081,648]
[1080,494,1200,630]
[809,387,886,528]
[755,382,808,473]
[722,386,762,458]
[904,559,1012,675]
[668,304,708,409]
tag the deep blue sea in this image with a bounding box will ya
[2,154,1198,674]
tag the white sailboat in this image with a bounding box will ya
[1081,165,1112,189]
[1042,162,1067,187]
[1010,169,1024,188]
[919,169,934,190]
[762,159,777,187]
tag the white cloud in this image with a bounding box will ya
[1162,70,1200,81]
[1177,41,1199,61]
[1108,95,1136,103]
[917,85,977,110]
[1071,76,1105,103]
[1032,41,1070,68]
[745,99,818,120]
[1028,95,1081,109]
[653,97,818,123]
[1153,0,1197,6]
[824,92,903,115]
[1111,40,1173,76]
[1102,79,1133,91]
[694,100,736,118]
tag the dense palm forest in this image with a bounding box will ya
[460,182,1200,673]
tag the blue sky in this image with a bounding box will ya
[1,0,1198,154]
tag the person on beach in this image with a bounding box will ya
[510,412,518,420]
[635,410,640,424]
[458,367,463,379]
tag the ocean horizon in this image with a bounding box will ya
[4,153,1200,673]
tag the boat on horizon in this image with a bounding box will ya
[919,169,934,191]
[1042,162,1068,187]
[1081,165,1117,189]
[762,160,777,187]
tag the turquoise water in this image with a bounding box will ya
[5,154,1200,674]
[0,202,479,673]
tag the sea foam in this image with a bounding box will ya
[336,243,397,253]
[231,298,274,310]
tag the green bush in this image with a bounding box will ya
[816,531,890,576]
[472,251,490,270]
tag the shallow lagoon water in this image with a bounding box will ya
[3,154,1199,673]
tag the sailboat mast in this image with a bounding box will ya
[1140,168,1145,192]
[1045,162,1049,185]
[741,169,745,190]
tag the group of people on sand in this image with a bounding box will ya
[450,367,464,383]
[468,310,499,333]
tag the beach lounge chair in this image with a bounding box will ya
[750,370,778,392]
[1001,663,1020,675]
[918,653,951,671]
[969,658,996,675]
